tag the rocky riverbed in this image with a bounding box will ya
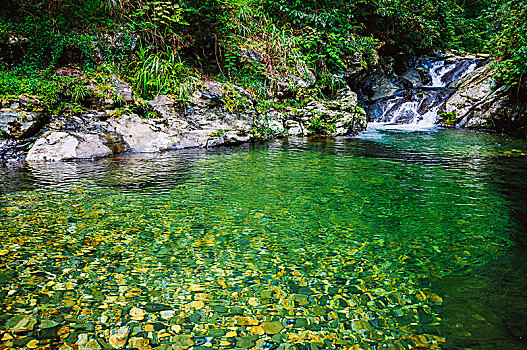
[2,133,525,349]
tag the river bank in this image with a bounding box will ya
[0,79,368,162]
[1,51,526,163]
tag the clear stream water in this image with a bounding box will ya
[1,128,527,349]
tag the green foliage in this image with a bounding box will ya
[252,115,285,140]
[208,129,230,138]
[217,2,312,95]
[0,71,26,98]
[0,1,121,72]
[130,0,188,48]
[306,112,336,135]
[439,111,457,126]
[128,44,200,99]
[0,0,525,108]
[298,27,378,79]
[0,70,94,115]
[263,0,351,29]
[222,83,252,113]
[486,0,527,92]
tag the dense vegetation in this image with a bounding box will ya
[0,0,526,112]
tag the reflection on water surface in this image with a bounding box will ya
[1,130,526,349]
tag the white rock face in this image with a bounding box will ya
[285,120,304,136]
[110,114,177,153]
[268,120,285,134]
[22,85,365,162]
[75,134,115,159]
[26,132,112,162]
[442,66,494,119]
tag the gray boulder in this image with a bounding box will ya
[401,67,430,88]
[109,114,177,153]
[363,74,403,101]
[293,88,367,136]
[1,98,45,139]
[440,65,495,125]
[112,76,134,101]
[439,62,527,135]
[190,81,225,108]
[147,95,178,118]
[26,132,113,161]
[285,120,304,136]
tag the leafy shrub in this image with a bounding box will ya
[128,44,200,100]
[486,0,527,94]
[1,0,525,107]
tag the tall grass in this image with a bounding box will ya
[221,2,312,95]
[130,44,200,99]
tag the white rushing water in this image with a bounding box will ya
[428,59,478,87]
[366,57,480,132]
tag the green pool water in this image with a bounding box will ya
[1,128,526,349]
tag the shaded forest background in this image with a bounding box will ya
[0,0,525,112]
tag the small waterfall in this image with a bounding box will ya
[428,59,478,87]
[368,57,480,129]
[369,88,451,127]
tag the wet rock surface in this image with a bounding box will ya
[363,51,526,135]
[0,139,35,162]
[362,75,403,102]
[439,64,527,136]
[370,88,451,125]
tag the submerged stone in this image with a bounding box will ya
[109,327,129,349]
[36,325,61,340]
[236,335,259,349]
[229,306,245,315]
[213,305,228,313]
[293,318,308,329]
[160,310,175,320]
[129,337,152,350]
[205,328,226,337]
[262,321,284,334]
[299,287,315,296]
[13,336,34,347]
[7,316,37,333]
[144,303,173,312]
[72,323,95,332]
[237,317,259,326]
[189,314,201,323]
[130,307,147,321]
[171,335,194,349]
[82,339,102,350]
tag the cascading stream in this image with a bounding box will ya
[368,57,480,129]
[428,59,478,87]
